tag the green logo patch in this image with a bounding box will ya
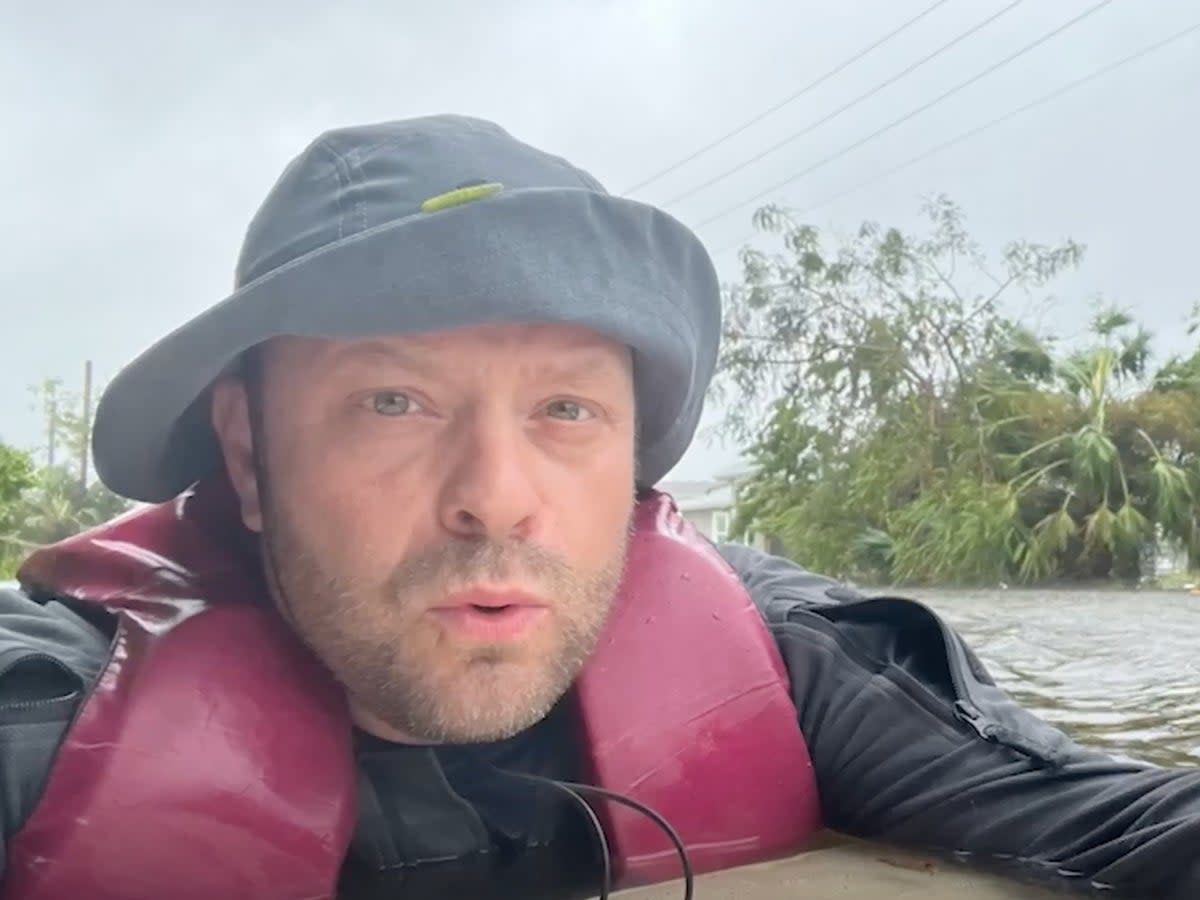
[420,182,505,213]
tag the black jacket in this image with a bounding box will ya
[0,544,1197,898]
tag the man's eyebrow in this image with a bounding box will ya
[322,340,438,375]
[534,351,629,383]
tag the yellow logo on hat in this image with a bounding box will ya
[420,182,504,213]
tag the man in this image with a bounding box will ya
[0,115,1197,900]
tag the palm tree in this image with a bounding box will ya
[2,465,131,565]
[987,310,1191,580]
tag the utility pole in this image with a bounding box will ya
[80,360,93,489]
[46,391,57,468]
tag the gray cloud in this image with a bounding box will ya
[3,0,1197,480]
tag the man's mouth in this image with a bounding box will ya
[431,589,548,641]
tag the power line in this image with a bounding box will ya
[660,0,1026,210]
[797,25,1200,222]
[709,19,1200,260]
[619,0,953,196]
[692,0,1114,232]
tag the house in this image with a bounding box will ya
[657,479,737,543]
[1139,524,1191,583]
[657,467,772,552]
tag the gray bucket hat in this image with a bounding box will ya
[92,114,720,502]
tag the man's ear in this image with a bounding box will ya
[210,377,264,533]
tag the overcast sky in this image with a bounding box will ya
[2,0,1197,483]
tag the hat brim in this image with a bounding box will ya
[93,187,720,502]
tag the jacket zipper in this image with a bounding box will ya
[786,600,1053,761]
[932,617,1064,766]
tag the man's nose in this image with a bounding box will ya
[436,414,541,542]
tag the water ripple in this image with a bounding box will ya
[904,588,1200,768]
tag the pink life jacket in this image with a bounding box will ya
[4,475,821,900]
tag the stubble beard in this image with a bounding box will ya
[260,506,629,744]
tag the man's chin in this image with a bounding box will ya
[417,662,577,742]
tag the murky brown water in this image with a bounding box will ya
[899,588,1200,768]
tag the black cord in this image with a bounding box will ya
[505,771,694,900]
[531,777,614,900]
[553,779,695,900]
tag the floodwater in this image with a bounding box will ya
[903,587,1200,768]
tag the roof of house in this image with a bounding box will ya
[657,478,735,513]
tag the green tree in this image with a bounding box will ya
[720,196,1084,582]
[716,194,1083,443]
[0,376,132,579]
[0,443,34,509]
[7,464,131,548]
[973,310,1154,581]
[0,443,36,578]
[721,197,1200,586]
[29,376,92,482]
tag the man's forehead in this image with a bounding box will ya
[269,322,631,374]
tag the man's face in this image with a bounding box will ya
[211,322,637,744]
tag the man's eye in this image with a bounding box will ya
[545,400,592,421]
[367,391,418,416]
